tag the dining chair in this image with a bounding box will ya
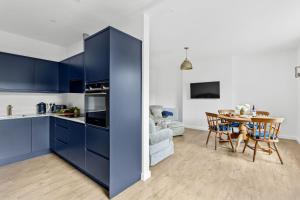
[243,117,284,164]
[205,112,234,151]
[256,111,270,116]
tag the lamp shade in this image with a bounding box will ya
[180,47,192,70]
[181,58,192,70]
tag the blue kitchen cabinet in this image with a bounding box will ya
[34,59,59,92]
[53,118,85,170]
[84,29,109,83]
[86,125,109,159]
[0,52,35,91]
[86,150,109,187]
[49,117,55,151]
[109,27,142,198]
[59,53,84,93]
[0,118,31,161]
[68,121,85,170]
[32,117,50,152]
[54,118,70,159]
[59,61,69,93]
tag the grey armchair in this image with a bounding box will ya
[149,118,174,166]
[150,105,185,136]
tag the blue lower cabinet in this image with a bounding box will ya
[86,150,109,186]
[49,117,55,150]
[86,125,109,158]
[68,121,85,170]
[32,117,50,152]
[0,118,31,161]
[55,124,70,144]
[52,118,86,170]
[55,138,69,160]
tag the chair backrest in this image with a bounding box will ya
[256,111,270,116]
[251,117,284,140]
[205,112,219,131]
[218,109,235,115]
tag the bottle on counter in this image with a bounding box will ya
[251,105,256,116]
[6,105,12,116]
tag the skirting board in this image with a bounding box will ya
[184,125,300,144]
[141,170,151,181]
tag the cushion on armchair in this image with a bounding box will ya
[162,111,173,118]
[150,105,163,118]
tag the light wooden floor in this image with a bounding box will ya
[0,129,299,200]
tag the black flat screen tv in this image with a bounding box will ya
[190,81,220,99]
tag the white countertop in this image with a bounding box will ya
[0,113,85,124]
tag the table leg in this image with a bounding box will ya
[235,123,247,152]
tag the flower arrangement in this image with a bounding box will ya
[235,104,250,115]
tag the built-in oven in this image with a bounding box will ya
[85,82,109,128]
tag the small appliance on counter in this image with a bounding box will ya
[51,104,67,113]
[37,102,47,114]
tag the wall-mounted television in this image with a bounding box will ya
[190,81,220,99]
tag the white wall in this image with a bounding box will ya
[0,30,66,61]
[232,52,297,140]
[0,93,63,115]
[296,48,300,143]
[182,56,233,130]
[149,51,183,119]
[150,51,299,141]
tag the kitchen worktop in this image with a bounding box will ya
[0,113,85,124]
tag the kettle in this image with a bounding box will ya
[37,102,47,114]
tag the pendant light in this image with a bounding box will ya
[180,47,192,70]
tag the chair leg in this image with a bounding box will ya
[273,143,283,165]
[228,133,234,152]
[268,143,271,155]
[242,138,249,153]
[206,130,212,146]
[215,132,218,150]
[253,141,258,162]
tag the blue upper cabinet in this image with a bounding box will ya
[0,52,35,91]
[34,59,59,92]
[59,61,69,93]
[59,53,84,93]
[84,29,109,83]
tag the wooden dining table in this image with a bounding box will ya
[218,114,253,152]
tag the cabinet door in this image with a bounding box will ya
[69,121,85,169]
[84,30,109,83]
[49,117,55,151]
[32,117,50,152]
[0,53,35,91]
[86,150,109,186]
[0,118,31,160]
[54,118,70,159]
[86,125,109,158]
[34,59,59,92]
[68,53,84,93]
[59,61,70,93]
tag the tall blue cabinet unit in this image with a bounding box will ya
[84,27,142,198]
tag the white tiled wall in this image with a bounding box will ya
[0,93,85,116]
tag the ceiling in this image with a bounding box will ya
[149,0,300,56]
[1,0,300,55]
[0,0,159,47]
